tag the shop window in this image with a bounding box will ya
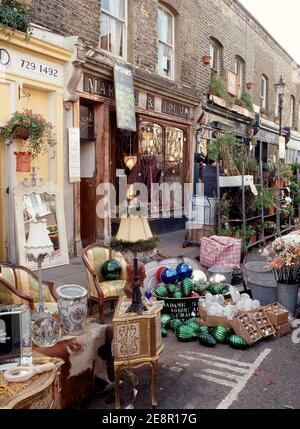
[290,95,295,128]
[234,57,245,99]
[80,104,95,140]
[260,75,268,111]
[209,38,222,75]
[138,121,185,210]
[100,0,127,58]
[157,5,174,79]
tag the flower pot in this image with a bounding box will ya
[14,151,32,173]
[202,55,211,65]
[269,207,275,216]
[277,282,299,315]
[13,126,30,140]
[247,128,255,138]
[57,285,88,335]
[246,82,253,91]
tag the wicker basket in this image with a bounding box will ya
[155,295,199,321]
[13,126,30,140]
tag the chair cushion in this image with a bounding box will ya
[86,247,110,283]
[14,269,55,304]
[0,266,21,305]
[90,280,125,300]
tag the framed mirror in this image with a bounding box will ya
[14,182,70,270]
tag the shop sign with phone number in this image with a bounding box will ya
[0,47,64,86]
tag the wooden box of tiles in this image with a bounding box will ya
[250,309,276,338]
[264,303,289,327]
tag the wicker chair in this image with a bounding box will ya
[0,263,57,313]
[81,243,127,324]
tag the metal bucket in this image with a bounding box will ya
[247,276,277,306]
[208,265,233,285]
[277,283,299,315]
[245,261,273,280]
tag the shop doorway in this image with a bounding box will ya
[80,102,96,248]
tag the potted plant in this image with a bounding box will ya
[210,74,227,100]
[251,188,276,215]
[216,193,231,223]
[245,225,257,244]
[264,221,277,236]
[0,0,33,37]
[264,161,292,188]
[208,133,241,177]
[240,92,254,112]
[246,82,253,91]
[1,110,55,160]
[202,55,211,65]
[266,235,300,314]
[258,223,264,241]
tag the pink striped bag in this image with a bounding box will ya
[200,235,242,268]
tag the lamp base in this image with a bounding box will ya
[126,301,148,315]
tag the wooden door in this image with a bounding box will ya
[80,177,96,248]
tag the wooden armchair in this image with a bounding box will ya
[0,264,57,313]
[81,243,127,323]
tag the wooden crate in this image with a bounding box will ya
[264,303,289,326]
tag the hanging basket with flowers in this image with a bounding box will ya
[0,110,56,159]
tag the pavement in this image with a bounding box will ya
[40,230,300,410]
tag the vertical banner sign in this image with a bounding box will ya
[114,63,137,132]
[279,135,286,160]
[68,128,81,183]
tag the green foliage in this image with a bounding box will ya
[264,161,292,183]
[110,236,160,254]
[245,225,256,239]
[0,0,32,37]
[291,163,300,175]
[235,151,259,176]
[210,74,227,100]
[240,92,254,112]
[216,193,231,218]
[263,221,277,232]
[251,188,276,210]
[290,179,298,195]
[208,133,241,176]
[0,110,56,159]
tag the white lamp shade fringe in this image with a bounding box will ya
[25,220,54,262]
[116,216,153,243]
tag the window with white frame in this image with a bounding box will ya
[210,39,222,75]
[157,6,174,79]
[234,57,244,98]
[260,75,268,110]
[100,0,127,58]
[290,96,295,128]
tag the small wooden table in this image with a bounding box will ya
[112,296,164,409]
[0,357,63,409]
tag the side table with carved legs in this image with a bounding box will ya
[112,297,164,409]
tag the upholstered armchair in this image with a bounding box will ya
[0,264,57,313]
[81,244,127,324]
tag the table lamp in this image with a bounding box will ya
[111,215,159,314]
[25,219,54,319]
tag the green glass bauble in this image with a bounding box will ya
[213,326,229,343]
[185,321,201,334]
[170,319,183,331]
[199,333,217,347]
[161,327,168,337]
[198,326,210,335]
[185,317,198,324]
[229,335,248,349]
[209,283,225,295]
[221,285,230,296]
[181,278,193,297]
[168,284,178,296]
[193,281,208,294]
[101,259,122,281]
[173,290,182,299]
[155,285,169,298]
[176,325,198,342]
[161,314,171,328]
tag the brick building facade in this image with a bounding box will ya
[30,0,300,254]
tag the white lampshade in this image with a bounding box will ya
[117,216,153,242]
[25,220,54,261]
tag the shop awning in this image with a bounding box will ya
[287,130,300,151]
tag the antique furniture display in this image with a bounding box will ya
[112,296,164,409]
[0,264,57,313]
[82,243,128,323]
[0,357,63,409]
[14,181,70,270]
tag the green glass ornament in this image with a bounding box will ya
[161,314,171,328]
[173,290,182,299]
[185,317,198,324]
[170,319,183,331]
[155,285,169,298]
[229,335,248,349]
[198,326,210,335]
[185,321,201,334]
[193,281,208,294]
[101,259,122,280]
[213,326,229,343]
[168,284,178,296]
[181,278,193,297]
[176,325,198,342]
[209,283,225,295]
[199,333,217,347]
[161,327,168,337]
[221,285,230,296]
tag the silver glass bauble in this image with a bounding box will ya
[209,274,227,284]
[192,270,207,283]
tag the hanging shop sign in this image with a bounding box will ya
[83,74,115,99]
[68,128,81,183]
[161,99,190,119]
[279,135,286,159]
[113,63,137,132]
[0,45,64,86]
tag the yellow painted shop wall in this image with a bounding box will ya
[0,84,9,261]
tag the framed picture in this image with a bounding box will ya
[226,70,238,97]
